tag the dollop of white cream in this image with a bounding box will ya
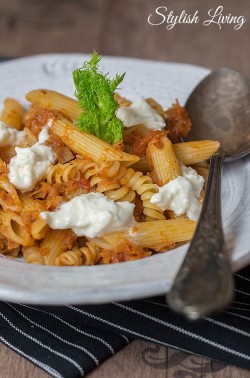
[0,121,26,147]
[150,165,204,221]
[116,97,166,130]
[8,124,55,192]
[37,121,52,143]
[40,192,136,238]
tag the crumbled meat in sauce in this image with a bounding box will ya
[147,170,160,186]
[46,134,74,163]
[45,179,91,210]
[164,100,192,143]
[24,108,56,139]
[133,195,144,222]
[27,182,51,200]
[25,108,74,163]
[0,236,20,252]
[129,130,168,157]
[99,239,151,263]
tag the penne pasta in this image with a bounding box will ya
[148,136,181,185]
[23,246,45,265]
[31,217,50,240]
[0,175,22,212]
[19,196,48,240]
[114,93,132,107]
[23,126,37,146]
[96,219,196,249]
[131,155,149,173]
[0,146,16,164]
[1,98,24,130]
[26,89,81,121]
[51,115,140,166]
[0,211,33,247]
[131,140,219,174]
[191,163,210,190]
[146,98,165,117]
[166,210,188,220]
[41,229,76,266]
[173,140,220,165]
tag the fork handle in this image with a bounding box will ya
[167,154,234,320]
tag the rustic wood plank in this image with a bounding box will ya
[0,341,167,378]
[0,0,249,75]
[0,0,106,56]
[0,342,50,378]
[100,0,250,76]
[166,349,250,378]
[88,341,167,378]
[1,341,250,377]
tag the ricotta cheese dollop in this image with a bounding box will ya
[116,97,166,130]
[7,123,55,192]
[150,165,204,221]
[40,192,136,238]
[0,121,26,147]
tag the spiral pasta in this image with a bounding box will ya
[55,242,100,266]
[47,161,81,184]
[120,168,164,220]
[80,241,100,265]
[55,248,83,266]
[98,163,165,220]
[47,158,136,203]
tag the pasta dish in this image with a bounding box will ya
[0,53,219,266]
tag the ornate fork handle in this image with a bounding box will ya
[167,154,234,320]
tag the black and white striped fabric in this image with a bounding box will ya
[1,266,250,377]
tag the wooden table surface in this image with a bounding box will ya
[0,0,250,377]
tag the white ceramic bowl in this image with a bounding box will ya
[0,54,249,304]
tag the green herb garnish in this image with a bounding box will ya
[73,51,125,144]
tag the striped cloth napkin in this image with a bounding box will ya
[1,266,250,378]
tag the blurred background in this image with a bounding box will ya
[0,0,249,74]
